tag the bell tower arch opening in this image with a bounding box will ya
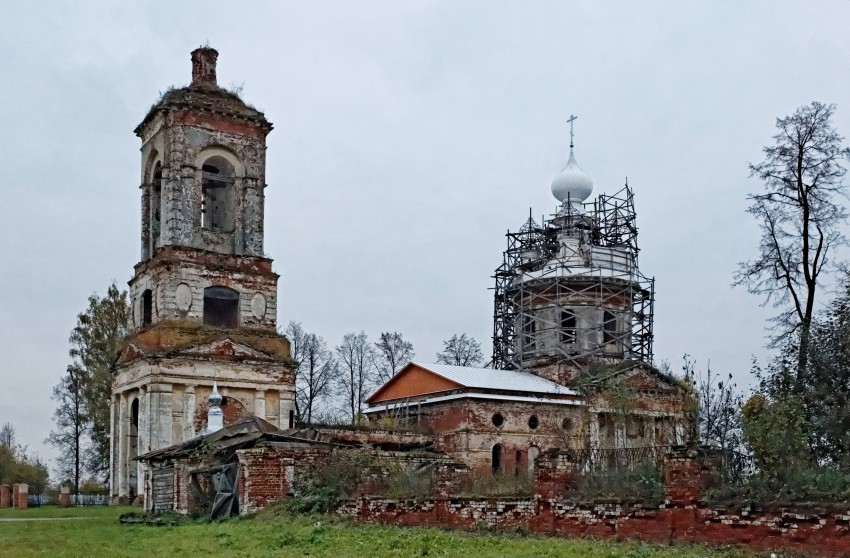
[141,289,153,327]
[201,155,236,233]
[203,286,240,328]
[150,161,163,254]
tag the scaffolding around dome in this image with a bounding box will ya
[491,183,655,376]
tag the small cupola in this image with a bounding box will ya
[551,115,593,209]
[206,382,224,433]
[191,46,219,87]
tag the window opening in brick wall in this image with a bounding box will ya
[515,450,523,476]
[603,310,617,344]
[203,286,239,328]
[528,415,539,430]
[560,310,576,344]
[522,313,536,351]
[141,289,153,327]
[129,398,139,498]
[150,162,163,254]
[288,409,294,429]
[491,444,503,474]
[492,413,504,427]
[527,446,539,477]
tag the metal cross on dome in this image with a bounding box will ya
[567,114,578,148]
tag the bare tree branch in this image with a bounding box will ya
[734,102,850,380]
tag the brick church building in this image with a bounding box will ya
[117,48,688,510]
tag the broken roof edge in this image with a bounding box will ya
[135,416,334,463]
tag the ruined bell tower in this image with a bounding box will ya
[110,48,296,502]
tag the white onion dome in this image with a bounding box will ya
[206,382,224,433]
[209,382,223,406]
[551,148,593,207]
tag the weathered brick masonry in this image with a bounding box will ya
[330,450,850,557]
[336,497,850,556]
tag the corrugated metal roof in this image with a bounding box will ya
[413,362,576,396]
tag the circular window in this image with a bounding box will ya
[528,415,539,430]
[561,418,573,432]
[492,413,504,427]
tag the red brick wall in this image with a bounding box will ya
[236,447,330,514]
[337,498,850,557]
[332,449,850,557]
[0,485,9,508]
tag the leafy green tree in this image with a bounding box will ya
[0,423,49,493]
[802,272,850,465]
[741,362,812,480]
[734,102,850,379]
[67,283,131,481]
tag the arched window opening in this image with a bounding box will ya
[201,156,235,232]
[515,450,524,477]
[528,415,539,430]
[128,397,140,498]
[141,289,153,327]
[491,444,503,474]
[150,162,162,253]
[522,313,536,351]
[560,310,576,344]
[130,398,139,431]
[527,446,540,478]
[203,286,239,328]
[603,311,617,344]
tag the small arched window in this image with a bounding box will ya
[603,310,618,344]
[203,286,239,328]
[560,310,576,344]
[130,398,139,431]
[141,289,153,327]
[491,444,503,474]
[201,156,235,232]
[527,446,540,478]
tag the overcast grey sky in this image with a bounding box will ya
[2,1,850,466]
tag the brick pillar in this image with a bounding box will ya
[11,483,27,509]
[59,485,71,508]
[664,446,719,505]
[534,450,580,500]
[0,484,10,507]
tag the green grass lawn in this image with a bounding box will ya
[0,505,761,558]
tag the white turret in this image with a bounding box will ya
[207,382,224,433]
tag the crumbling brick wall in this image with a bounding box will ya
[333,448,850,557]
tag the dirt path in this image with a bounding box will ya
[0,517,96,522]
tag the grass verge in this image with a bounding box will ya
[0,504,762,558]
